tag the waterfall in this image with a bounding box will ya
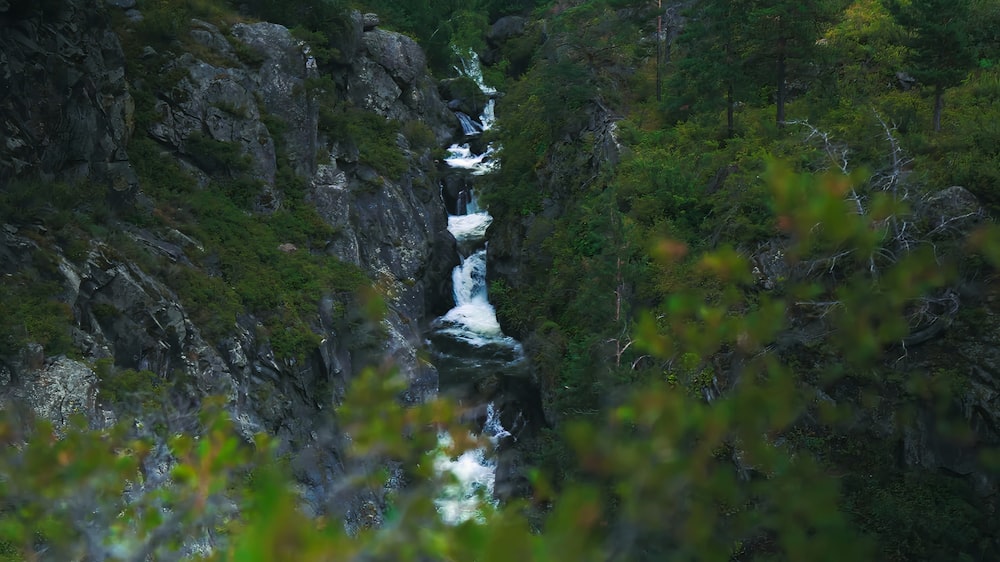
[480,99,496,131]
[452,46,497,95]
[456,112,483,136]
[444,144,497,175]
[431,194,520,524]
[430,49,524,524]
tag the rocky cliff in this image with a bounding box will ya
[0,0,461,532]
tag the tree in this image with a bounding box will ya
[673,0,754,137]
[885,0,977,132]
[743,0,844,127]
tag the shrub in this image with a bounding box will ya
[319,104,408,179]
[183,132,252,176]
[0,273,73,358]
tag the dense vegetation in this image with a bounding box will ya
[2,0,1000,560]
[484,0,1000,558]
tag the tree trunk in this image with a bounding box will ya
[776,36,786,128]
[726,39,734,138]
[726,81,735,139]
[933,86,944,133]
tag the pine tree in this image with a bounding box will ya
[743,0,843,127]
[673,0,754,137]
[885,0,977,132]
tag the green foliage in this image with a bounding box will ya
[883,0,979,130]
[0,273,73,358]
[320,103,408,179]
[0,402,268,561]
[94,359,171,412]
[846,471,996,561]
[126,121,367,360]
[184,132,253,177]
[290,26,342,66]
[884,0,977,91]
[166,267,242,342]
[0,177,109,228]
[132,0,232,49]
[5,1,1000,560]
[401,119,437,153]
[4,170,1000,560]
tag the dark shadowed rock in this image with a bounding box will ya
[487,16,527,45]
[0,0,136,191]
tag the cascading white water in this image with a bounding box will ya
[480,99,496,131]
[431,188,523,525]
[452,46,497,96]
[445,144,497,175]
[456,112,483,136]
[431,50,522,524]
[432,403,509,523]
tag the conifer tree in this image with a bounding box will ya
[674,0,753,137]
[885,0,977,132]
[743,0,843,127]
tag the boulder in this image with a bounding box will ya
[487,15,527,46]
[917,185,984,238]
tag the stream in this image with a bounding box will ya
[427,52,530,524]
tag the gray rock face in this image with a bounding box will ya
[362,13,380,31]
[147,23,280,207]
[11,353,98,430]
[348,28,457,144]
[229,21,319,176]
[362,30,426,85]
[0,0,136,191]
[141,15,457,407]
[0,2,460,531]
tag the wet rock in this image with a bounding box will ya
[348,28,456,144]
